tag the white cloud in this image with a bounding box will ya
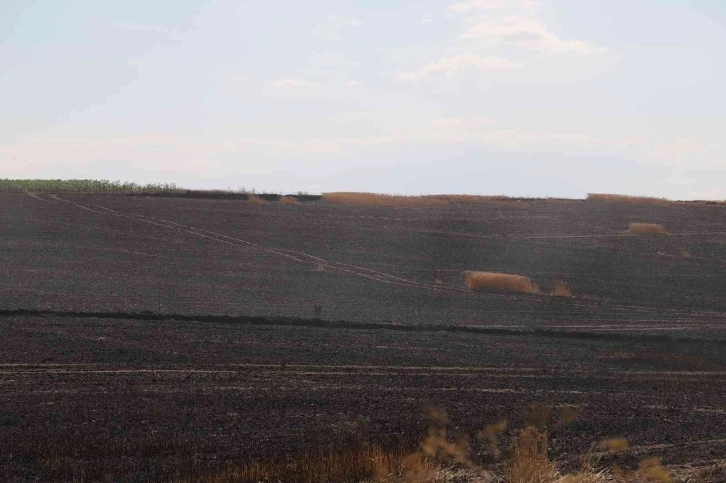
[421,13,435,25]
[462,15,606,55]
[345,80,361,87]
[430,116,491,128]
[324,14,362,29]
[399,53,522,79]
[313,14,362,40]
[447,0,540,15]
[272,78,321,88]
[448,0,506,14]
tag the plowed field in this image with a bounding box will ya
[1,193,725,481]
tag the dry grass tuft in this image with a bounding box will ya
[280,196,299,205]
[599,438,629,453]
[191,422,676,483]
[247,194,266,204]
[681,250,692,258]
[463,271,537,295]
[638,457,673,483]
[504,426,559,483]
[323,192,449,207]
[553,283,574,298]
[629,223,668,235]
[587,194,671,205]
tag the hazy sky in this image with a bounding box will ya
[2,0,725,198]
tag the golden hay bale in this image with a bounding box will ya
[280,196,299,205]
[322,192,449,207]
[463,271,537,295]
[629,222,668,235]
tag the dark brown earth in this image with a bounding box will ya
[1,193,725,481]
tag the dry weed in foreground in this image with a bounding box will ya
[281,196,299,205]
[681,250,692,258]
[196,445,404,483]
[504,426,559,483]
[463,271,538,295]
[323,192,449,207]
[191,424,679,483]
[599,438,629,453]
[629,223,668,235]
[587,194,671,205]
[553,283,573,298]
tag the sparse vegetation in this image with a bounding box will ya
[192,423,678,483]
[587,194,671,205]
[629,223,668,235]
[322,193,534,207]
[281,196,300,205]
[425,194,529,207]
[189,445,406,483]
[247,194,266,204]
[463,271,538,295]
[323,192,450,207]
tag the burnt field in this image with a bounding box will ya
[1,193,726,481]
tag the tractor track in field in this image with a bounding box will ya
[2,307,726,344]
[46,194,470,295]
[30,194,726,323]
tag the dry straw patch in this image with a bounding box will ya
[463,271,538,295]
[247,194,266,204]
[629,223,668,235]
[587,193,671,205]
[323,192,449,207]
[553,283,573,298]
[191,424,675,483]
[280,196,299,205]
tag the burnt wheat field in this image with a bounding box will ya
[1,192,726,481]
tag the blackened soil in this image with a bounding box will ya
[0,194,725,481]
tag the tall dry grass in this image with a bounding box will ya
[190,423,678,483]
[587,194,671,205]
[629,223,668,235]
[463,271,538,295]
[323,193,450,207]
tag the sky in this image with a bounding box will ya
[1,0,725,199]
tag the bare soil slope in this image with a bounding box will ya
[1,193,725,335]
[1,193,725,481]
